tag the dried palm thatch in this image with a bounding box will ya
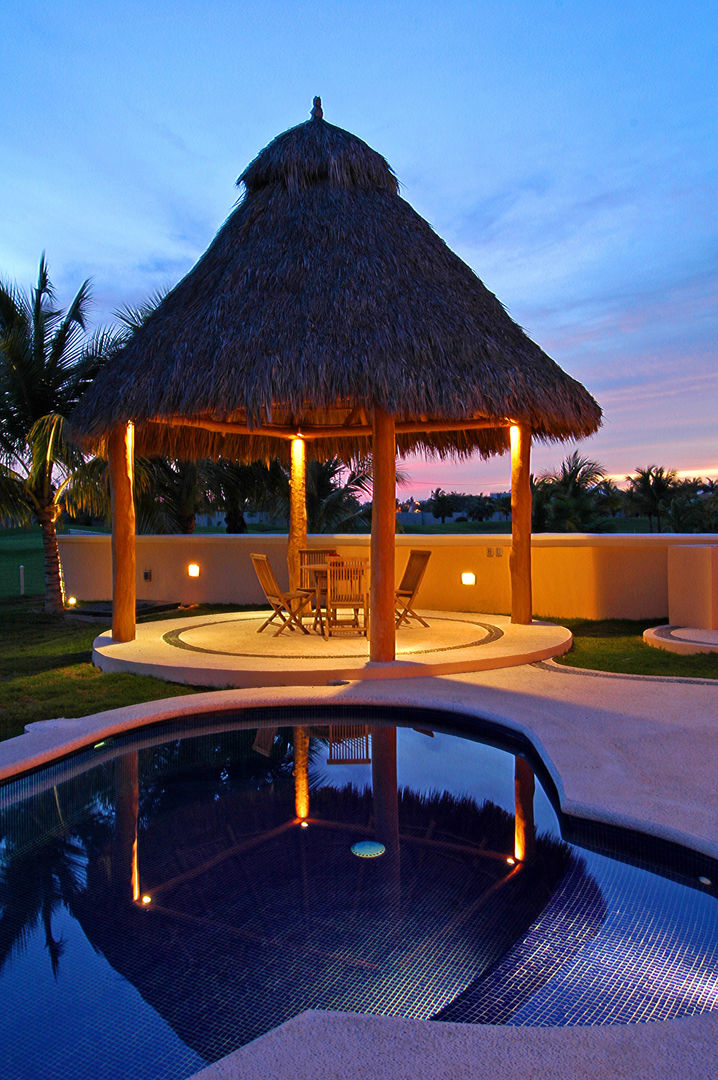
[72,98,601,462]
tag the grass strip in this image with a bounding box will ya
[555,618,718,679]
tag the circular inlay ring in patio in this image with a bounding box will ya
[163,613,503,660]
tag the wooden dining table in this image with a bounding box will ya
[307,563,329,634]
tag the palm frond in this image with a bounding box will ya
[31,255,58,384]
[65,325,124,404]
[114,288,169,335]
[47,277,91,379]
[27,414,86,486]
[0,463,33,526]
[0,277,30,336]
[59,455,110,519]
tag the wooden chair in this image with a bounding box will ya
[327,724,371,764]
[395,549,431,628]
[298,548,336,631]
[251,553,312,636]
[324,557,369,638]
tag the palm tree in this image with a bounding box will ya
[465,493,494,522]
[695,478,718,532]
[492,492,512,522]
[625,466,678,533]
[0,791,87,979]
[0,256,116,610]
[429,487,456,524]
[306,458,372,532]
[206,458,288,532]
[532,451,608,532]
[132,458,211,534]
[593,477,624,519]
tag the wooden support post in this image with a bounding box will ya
[294,726,309,821]
[514,755,536,862]
[510,423,533,624]
[109,422,136,641]
[370,408,396,662]
[288,436,307,592]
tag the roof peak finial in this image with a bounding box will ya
[311,96,323,120]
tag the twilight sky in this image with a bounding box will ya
[2,0,716,498]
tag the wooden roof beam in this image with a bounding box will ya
[149,416,513,439]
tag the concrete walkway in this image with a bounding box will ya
[191,1009,718,1080]
[1,659,716,1078]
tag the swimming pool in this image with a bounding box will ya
[0,705,716,1080]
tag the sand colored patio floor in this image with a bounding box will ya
[92,609,572,688]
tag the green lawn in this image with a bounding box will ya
[555,618,718,679]
[400,519,512,534]
[0,596,206,742]
[0,528,45,599]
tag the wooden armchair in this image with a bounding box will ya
[251,553,312,636]
[395,549,431,628]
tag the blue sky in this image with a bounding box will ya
[2,0,716,496]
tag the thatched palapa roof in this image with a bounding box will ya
[72,98,601,462]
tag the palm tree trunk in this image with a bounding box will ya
[177,513,196,533]
[36,504,65,612]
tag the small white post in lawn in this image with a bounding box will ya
[19,564,24,596]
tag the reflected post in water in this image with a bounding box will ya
[514,755,536,862]
[112,751,140,902]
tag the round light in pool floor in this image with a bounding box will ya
[351,840,386,858]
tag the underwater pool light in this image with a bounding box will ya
[351,840,386,858]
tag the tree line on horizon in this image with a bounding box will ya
[2,258,716,613]
[422,458,718,535]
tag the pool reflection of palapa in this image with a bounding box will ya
[66,727,605,1057]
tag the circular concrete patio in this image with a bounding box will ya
[92,609,572,689]
[644,624,718,655]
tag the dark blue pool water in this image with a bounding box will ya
[0,706,716,1080]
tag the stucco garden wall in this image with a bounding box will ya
[58,532,718,621]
